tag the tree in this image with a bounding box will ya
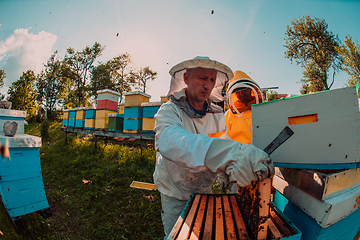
[0,68,5,88]
[89,62,115,98]
[284,15,342,94]
[109,53,133,101]
[337,35,360,87]
[64,42,105,107]
[36,51,67,121]
[0,69,6,100]
[129,66,157,93]
[266,90,279,101]
[7,70,38,121]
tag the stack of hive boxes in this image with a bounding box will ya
[123,91,150,133]
[95,89,120,130]
[141,101,162,134]
[68,109,76,128]
[0,109,50,227]
[84,107,96,130]
[62,109,69,127]
[75,107,85,129]
[252,86,360,240]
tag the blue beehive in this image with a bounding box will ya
[124,107,143,133]
[0,109,51,230]
[85,108,96,119]
[68,109,76,128]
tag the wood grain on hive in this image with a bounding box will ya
[167,193,299,240]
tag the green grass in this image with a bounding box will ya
[0,121,222,239]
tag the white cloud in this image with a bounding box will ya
[0,28,57,91]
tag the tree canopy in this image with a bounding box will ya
[7,70,38,121]
[64,42,105,107]
[129,66,157,93]
[284,15,342,94]
[337,35,360,87]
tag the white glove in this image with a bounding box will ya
[205,139,274,187]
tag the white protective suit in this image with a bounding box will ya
[153,56,274,238]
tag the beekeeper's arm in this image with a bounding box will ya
[155,103,274,186]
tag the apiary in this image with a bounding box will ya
[252,86,360,169]
[141,101,162,134]
[0,109,51,230]
[167,193,301,240]
[124,91,150,107]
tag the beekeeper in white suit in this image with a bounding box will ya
[153,56,274,238]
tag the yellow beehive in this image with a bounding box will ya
[142,118,156,131]
[124,91,151,107]
[119,103,125,114]
[63,111,69,119]
[96,109,117,119]
[84,119,95,129]
[76,108,85,119]
[95,118,109,129]
[160,96,168,102]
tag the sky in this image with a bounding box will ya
[0,0,359,102]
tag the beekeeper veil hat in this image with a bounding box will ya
[168,56,234,102]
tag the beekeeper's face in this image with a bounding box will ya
[183,67,217,103]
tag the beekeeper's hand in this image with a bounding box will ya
[217,172,229,193]
[205,139,274,187]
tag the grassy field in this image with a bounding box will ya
[0,121,164,239]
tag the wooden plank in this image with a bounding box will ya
[190,195,206,238]
[222,195,237,240]
[229,195,250,240]
[176,194,201,239]
[60,127,155,140]
[257,178,271,240]
[189,195,207,240]
[267,219,283,239]
[202,195,214,240]
[270,206,293,236]
[215,195,225,240]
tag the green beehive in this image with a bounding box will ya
[108,113,124,132]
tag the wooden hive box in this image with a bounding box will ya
[84,119,95,129]
[273,172,360,229]
[274,190,360,240]
[119,103,125,114]
[0,115,50,223]
[96,100,118,111]
[274,167,360,201]
[124,91,150,107]
[0,109,26,135]
[84,107,96,119]
[68,109,76,128]
[96,89,121,102]
[161,96,168,103]
[141,101,162,134]
[95,109,117,130]
[168,193,301,240]
[62,109,69,127]
[108,113,124,132]
[75,107,85,119]
[252,86,360,170]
